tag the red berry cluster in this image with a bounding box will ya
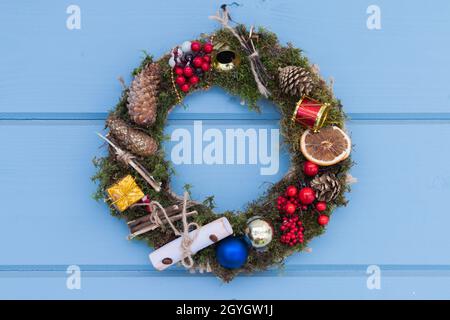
[276,160,331,246]
[302,160,330,226]
[173,41,213,93]
[280,215,304,246]
[276,185,316,216]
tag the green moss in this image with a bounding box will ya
[92,26,353,282]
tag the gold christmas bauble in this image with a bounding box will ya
[212,44,240,72]
[244,216,273,250]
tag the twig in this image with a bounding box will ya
[127,210,198,240]
[209,6,271,97]
[97,133,162,192]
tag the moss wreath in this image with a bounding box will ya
[92,24,353,282]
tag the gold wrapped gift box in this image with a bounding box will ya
[106,175,144,212]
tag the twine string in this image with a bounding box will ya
[148,192,200,269]
[209,6,270,98]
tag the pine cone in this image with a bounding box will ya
[106,116,158,157]
[278,66,314,97]
[310,173,341,202]
[127,63,160,126]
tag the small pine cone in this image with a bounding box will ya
[310,173,341,202]
[278,66,314,97]
[127,63,160,126]
[106,116,158,157]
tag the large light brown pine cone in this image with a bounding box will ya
[127,63,160,126]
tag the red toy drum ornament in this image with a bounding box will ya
[292,96,330,132]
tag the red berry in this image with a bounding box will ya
[140,195,152,213]
[180,83,190,92]
[285,202,296,215]
[301,205,308,210]
[189,75,199,85]
[203,43,213,53]
[285,186,298,197]
[193,56,203,68]
[304,161,319,177]
[191,41,201,52]
[201,62,210,72]
[299,187,316,204]
[175,76,186,86]
[315,201,327,212]
[183,66,194,77]
[202,55,211,63]
[318,214,329,226]
[174,66,184,76]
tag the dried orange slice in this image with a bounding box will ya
[300,126,351,166]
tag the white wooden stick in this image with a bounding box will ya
[149,217,233,271]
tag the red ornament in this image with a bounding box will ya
[315,201,327,212]
[202,55,211,63]
[180,83,190,92]
[298,187,315,204]
[203,42,213,53]
[189,75,199,85]
[183,66,194,77]
[285,202,296,215]
[303,161,319,177]
[285,186,298,197]
[174,66,184,76]
[193,56,203,68]
[175,76,186,86]
[191,41,201,52]
[318,214,329,226]
[292,96,330,132]
[201,62,210,72]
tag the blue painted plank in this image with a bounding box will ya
[1,119,450,268]
[1,0,450,299]
[1,0,450,114]
[0,274,448,299]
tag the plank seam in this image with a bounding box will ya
[2,113,450,121]
[1,265,449,278]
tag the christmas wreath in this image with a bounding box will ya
[92,7,353,282]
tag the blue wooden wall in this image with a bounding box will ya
[1,0,450,299]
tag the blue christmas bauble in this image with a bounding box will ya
[215,237,249,269]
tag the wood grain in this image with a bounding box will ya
[0,1,449,114]
[1,119,449,267]
[1,0,450,299]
